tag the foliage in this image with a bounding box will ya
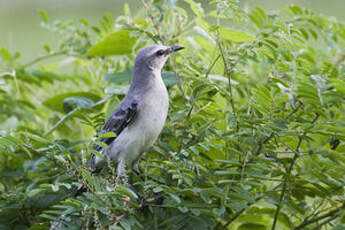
[1,0,345,229]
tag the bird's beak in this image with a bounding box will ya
[170,46,184,53]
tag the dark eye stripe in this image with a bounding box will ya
[156,50,165,56]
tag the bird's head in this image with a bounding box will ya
[134,44,184,72]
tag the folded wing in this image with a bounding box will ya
[90,99,138,170]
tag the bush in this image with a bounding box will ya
[1,1,345,229]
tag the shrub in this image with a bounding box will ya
[1,1,345,229]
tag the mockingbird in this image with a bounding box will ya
[90,44,184,183]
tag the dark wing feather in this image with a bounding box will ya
[96,101,137,150]
[92,100,138,168]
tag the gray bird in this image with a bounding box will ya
[91,44,184,182]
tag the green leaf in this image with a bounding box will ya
[249,7,266,28]
[17,70,62,85]
[238,223,266,230]
[39,214,56,221]
[100,132,117,138]
[153,186,163,193]
[218,179,237,184]
[329,79,345,95]
[110,226,123,230]
[43,92,102,113]
[216,159,242,166]
[43,45,51,53]
[289,5,304,15]
[333,224,345,230]
[190,208,200,216]
[212,207,225,216]
[116,186,139,200]
[169,193,181,204]
[27,188,44,197]
[119,219,131,230]
[103,66,177,94]
[162,71,178,87]
[178,206,189,213]
[39,10,49,23]
[0,135,21,148]
[103,68,132,83]
[183,0,204,17]
[123,3,131,17]
[0,48,12,62]
[28,223,50,230]
[63,96,95,112]
[220,28,256,42]
[87,30,137,56]
[231,186,254,203]
[215,170,240,176]
[105,85,129,95]
[81,169,94,187]
[92,150,104,160]
[25,132,50,144]
[79,18,89,26]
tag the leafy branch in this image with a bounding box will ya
[271,136,302,230]
[215,1,237,120]
[271,113,320,230]
[254,101,304,156]
[294,203,345,230]
[20,51,81,69]
[222,183,283,229]
[45,95,112,136]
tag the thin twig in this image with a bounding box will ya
[254,101,303,156]
[172,57,187,103]
[294,203,345,230]
[205,54,221,78]
[44,108,79,136]
[223,183,282,228]
[335,54,345,67]
[20,51,68,69]
[215,1,237,121]
[271,137,302,230]
[240,151,249,183]
[309,215,339,230]
[254,132,274,156]
[216,37,236,114]
[286,101,303,119]
[177,102,195,154]
[45,95,112,136]
[229,195,265,224]
[140,0,163,42]
[303,200,327,224]
[272,113,320,230]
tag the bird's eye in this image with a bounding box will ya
[156,50,165,56]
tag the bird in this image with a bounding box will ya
[90,44,184,185]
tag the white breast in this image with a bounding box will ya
[136,75,169,149]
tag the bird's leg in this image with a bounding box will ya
[117,159,128,184]
[131,160,165,205]
[153,192,165,205]
[132,160,145,181]
[117,159,141,202]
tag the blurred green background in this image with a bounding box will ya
[1,0,344,61]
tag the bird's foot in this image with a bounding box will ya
[117,174,128,184]
[72,184,87,197]
[153,191,165,205]
[128,186,143,204]
[116,175,142,204]
[141,191,165,206]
